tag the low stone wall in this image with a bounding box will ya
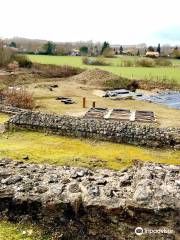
[0,104,26,115]
[0,159,179,239]
[6,111,180,148]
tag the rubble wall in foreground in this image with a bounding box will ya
[0,159,179,239]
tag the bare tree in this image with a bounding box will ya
[0,41,13,67]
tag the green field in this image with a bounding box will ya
[1,112,179,170]
[0,129,179,170]
[28,55,180,83]
[0,114,179,170]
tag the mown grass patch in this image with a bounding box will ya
[0,130,179,170]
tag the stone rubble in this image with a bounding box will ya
[0,159,179,239]
[0,104,26,115]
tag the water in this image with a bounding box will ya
[104,89,180,110]
[136,91,180,110]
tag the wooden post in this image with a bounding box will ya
[83,97,86,108]
[92,101,96,108]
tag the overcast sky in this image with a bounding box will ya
[1,0,180,45]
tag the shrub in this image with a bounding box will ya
[92,56,110,65]
[32,63,83,78]
[104,77,138,90]
[82,57,89,65]
[0,44,14,67]
[4,88,35,109]
[121,58,172,68]
[172,49,180,59]
[135,59,154,67]
[13,55,32,68]
[147,46,155,52]
[7,61,19,71]
[122,60,134,67]
[42,41,56,55]
[79,46,88,55]
[154,58,172,67]
[82,56,110,66]
[101,42,110,54]
[127,80,139,91]
[102,48,115,58]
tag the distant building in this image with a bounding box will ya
[122,50,134,56]
[111,44,147,55]
[146,51,159,58]
[2,45,18,53]
[71,49,80,56]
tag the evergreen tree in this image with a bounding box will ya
[79,46,88,55]
[119,45,123,54]
[172,47,180,59]
[43,41,56,55]
[101,41,110,54]
[148,46,155,52]
[157,43,161,54]
[9,41,17,48]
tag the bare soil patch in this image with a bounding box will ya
[69,69,121,87]
[25,80,180,128]
[69,68,180,91]
[1,67,180,128]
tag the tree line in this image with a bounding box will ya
[2,38,180,59]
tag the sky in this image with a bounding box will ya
[1,0,180,45]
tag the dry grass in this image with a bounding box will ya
[26,80,180,128]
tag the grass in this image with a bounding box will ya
[0,130,179,170]
[0,221,48,240]
[0,114,9,124]
[28,55,180,84]
[1,55,180,239]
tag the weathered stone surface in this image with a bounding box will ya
[0,104,26,115]
[0,159,179,239]
[4,111,180,148]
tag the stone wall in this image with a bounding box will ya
[0,104,26,115]
[0,159,179,239]
[6,111,180,148]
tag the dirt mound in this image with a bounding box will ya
[69,69,120,87]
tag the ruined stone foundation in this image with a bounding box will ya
[0,159,179,239]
